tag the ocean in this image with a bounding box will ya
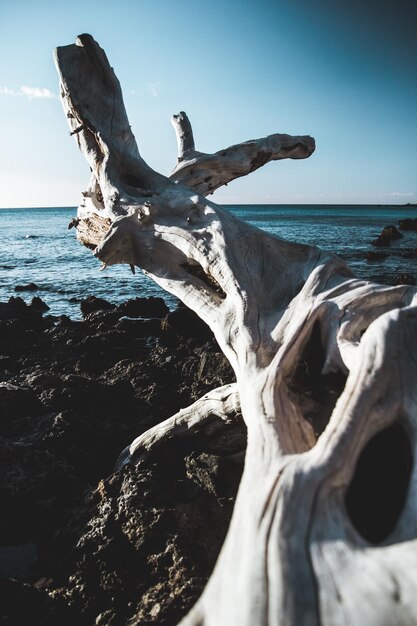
[1,205,416,318]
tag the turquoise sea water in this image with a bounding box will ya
[1,205,416,318]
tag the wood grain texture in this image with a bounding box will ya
[55,34,417,626]
[170,110,315,196]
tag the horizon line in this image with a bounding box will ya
[1,202,416,210]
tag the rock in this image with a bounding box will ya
[366,251,389,262]
[1,296,28,317]
[0,543,37,579]
[0,297,50,325]
[185,450,245,498]
[0,355,12,370]
[116,296,169,319]
[14,283,39,292]
[30,297,50,313]
[115,317,163,337]
[82,309,122,325]
[0,579,77,626]
[42,442,244,626]
[399,249,417,259]
[0,293,238,624]
[80,295,115,316]
[162,306,213,341]
[393,273,416,286]
[0,383,43,425]
[399,218,417,231]
[191,348,233,387]
[372,225,403,247]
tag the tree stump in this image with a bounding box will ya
[55,34,417,626]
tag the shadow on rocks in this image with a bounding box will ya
[0,294,242,625]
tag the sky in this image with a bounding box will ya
[0,0,416,207]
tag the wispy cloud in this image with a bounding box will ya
[127,83,162,98]
[0,85,56,99]
[387,191,415,197]
[20,85,56,99]
[147,82,161,97]
[0,87,15,96]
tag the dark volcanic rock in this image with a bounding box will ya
[115,317,163,338]
[163,307,213,341]
[0,578,77,626]
[399,249,417,259]
[31,297,50,313]
[366,251,389,262]
[43,440,244,626]
[393,273,416,286]
[399,218,417,231]
[0,382,43,425]
[0,295,239,625]
[80,296,115,317]
[372,225,403,247]
[0,356,12,371]
[115,297,169,319]
[14,283,39,292]
[0,297,50,325]
[0,543,37,579]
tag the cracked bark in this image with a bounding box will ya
[55,34,417,626]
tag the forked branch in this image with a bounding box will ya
[169,110,315,196]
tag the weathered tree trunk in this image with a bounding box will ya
[55,35,417,626]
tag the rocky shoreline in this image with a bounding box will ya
[1,217,416,625]
[0,295,243,626]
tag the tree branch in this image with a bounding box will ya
[169,111,315,195]
[116,383,240,469]
[171,111,196,162]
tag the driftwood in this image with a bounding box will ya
[55,34,417,626]
[116,383,241,469]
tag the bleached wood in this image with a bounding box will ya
[55,34,417,626]
[171,111,196,162]
[116,383,240,469]
[169,110,315,196]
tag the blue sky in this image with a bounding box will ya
[0,0,416,207]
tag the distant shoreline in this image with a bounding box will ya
[1,203,416,211]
